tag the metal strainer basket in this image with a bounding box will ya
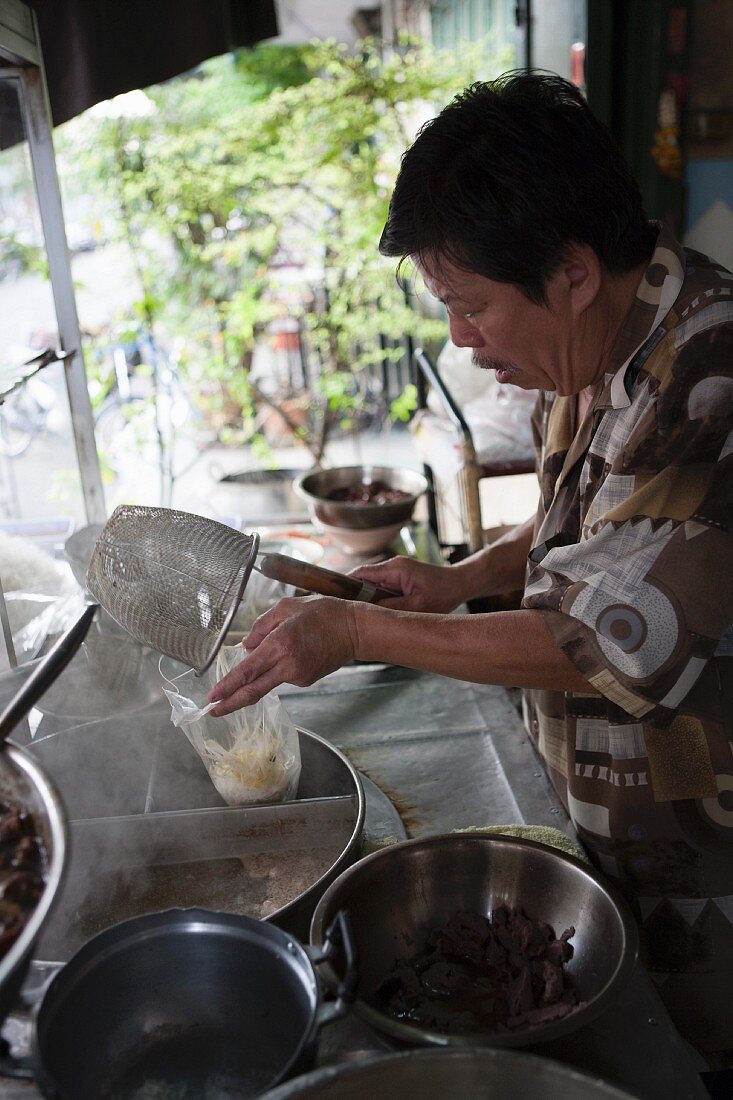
[86,505,395,675]
[86,506,260,674]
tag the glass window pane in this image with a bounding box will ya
[1,357,86,529]
[0,77,86,532]
[0,79,56,375]
[431,0,517,65]
[531,0,587,88]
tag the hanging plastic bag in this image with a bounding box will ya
[161,645,301,806]
[9,587,86,662]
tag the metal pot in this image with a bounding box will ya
[63,524,104,590]
[0,606,99,1023]
[293,466,427,531]
[28,724,365,949]
[214,467,309,522]
[310,834,639,1049]
[0,743,66,1025]
[260,1048,642,1099]
[2,907,355,1098]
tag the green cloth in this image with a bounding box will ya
[452,824,588,863]
[362,825,588,863]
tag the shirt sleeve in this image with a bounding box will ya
[522,325,733,724]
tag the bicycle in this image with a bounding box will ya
[92,334,214,503]
[0,375,55,458]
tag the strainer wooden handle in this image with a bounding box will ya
[257,553,396,603]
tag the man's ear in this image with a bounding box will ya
[560,242,602,317]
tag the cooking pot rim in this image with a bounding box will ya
[271,729,366,928]
[0,743,66,993]
[258,1046,643,1100]
[37,905,319,1010]
[29,906,349,1098]
[309,833,640,1049]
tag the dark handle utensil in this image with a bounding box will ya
[256,553,396,603]
[0,604,98,742]
[306,909,359,1029]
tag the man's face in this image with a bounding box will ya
[418,256,586,395]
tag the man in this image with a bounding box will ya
[211,74,733,1049]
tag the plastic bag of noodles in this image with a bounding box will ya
[162,646,301,805]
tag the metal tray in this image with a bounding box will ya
[24,713,362,819]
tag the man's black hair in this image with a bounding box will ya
[379,71,657,303]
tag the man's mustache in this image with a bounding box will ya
[471,351,519,375]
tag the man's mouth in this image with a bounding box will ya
[472,352,519,384]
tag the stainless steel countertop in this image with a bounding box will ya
[281,664,573,835]
[281,665,709,1100]
[0,662,709,1098]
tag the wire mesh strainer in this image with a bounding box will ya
[86,505,395,674]
[86,506,260,674]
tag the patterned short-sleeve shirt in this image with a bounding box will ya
[521,225,733,1051]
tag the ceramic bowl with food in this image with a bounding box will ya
[314,519,406,557]
[294,466,427,531]
[294,466,428,554]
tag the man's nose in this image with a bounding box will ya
[448,314,484,347]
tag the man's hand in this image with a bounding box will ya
[352,517,537,612]
[350,557,465,613]
[207,595,358,715]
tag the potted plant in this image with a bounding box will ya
[57,37,509,503]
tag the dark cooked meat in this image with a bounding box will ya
[0,809,25,845]
[0,803,44,960]
[327,481,411,506]
[373,906,581,1035]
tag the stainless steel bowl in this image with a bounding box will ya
[293,466,428,532]
[63,524,104,590]
[0,743,67,1022]
[310,834,638,1048]
[260,1048,642,1099]
[64,524,129,637]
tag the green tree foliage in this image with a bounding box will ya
[57,36,508,465]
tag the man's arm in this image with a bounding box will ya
[207,517,549,715]
[448,515,535,600]
[354,604,590,690]
[208,597,591,716]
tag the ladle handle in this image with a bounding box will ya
[257,553,396,603]
[0,604,98,742]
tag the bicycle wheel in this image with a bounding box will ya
[0,404,33,457]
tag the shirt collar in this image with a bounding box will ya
[597,223,686,411]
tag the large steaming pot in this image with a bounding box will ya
[0,606,97,1024]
